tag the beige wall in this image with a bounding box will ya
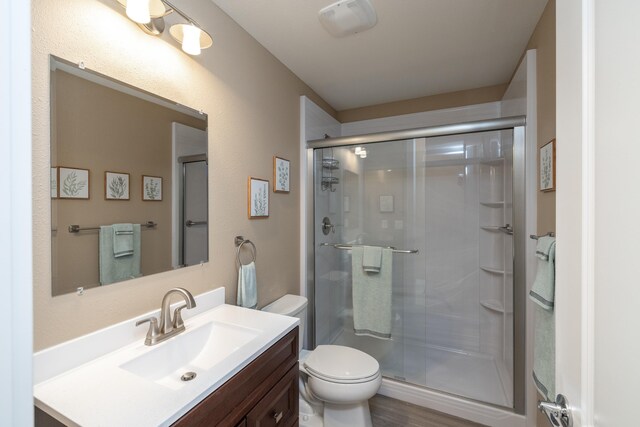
[51,70,206,295]
[525,0,556,234]
[33,0,334,350]
[337,84,508,123]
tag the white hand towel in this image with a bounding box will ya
[237,261,257,309]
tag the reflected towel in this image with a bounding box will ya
[352,246,392,339]
[112,223,134,258]
[362,245,383,273]
[237,261,257,309]
[99,224,141,285]
[529,236,556,400]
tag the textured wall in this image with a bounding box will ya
[525,0,556,234]
[32,0,334,350]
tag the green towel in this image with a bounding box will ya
[529,236,556,400]
[352,246,392,339]
[112,223,134,258]
[99,224,141,285]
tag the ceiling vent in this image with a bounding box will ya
[318,0,378,38]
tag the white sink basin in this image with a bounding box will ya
[120,321,260,390]
[33,288,298,427]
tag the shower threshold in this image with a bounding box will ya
[330,327,512,408]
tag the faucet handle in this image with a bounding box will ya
[172,304,188,330]
[136,317,160,346]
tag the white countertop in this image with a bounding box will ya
[33,288,298,426]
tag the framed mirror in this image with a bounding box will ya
[50,55,208,296]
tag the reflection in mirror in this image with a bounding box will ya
[50,55,208,296]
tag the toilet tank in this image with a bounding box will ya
[261,294,307,353]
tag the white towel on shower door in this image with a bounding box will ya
[351,246,393,339]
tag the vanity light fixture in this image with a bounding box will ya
[116,0,213,55]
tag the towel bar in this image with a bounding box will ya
[319,242,418,254]
[235,236,257,266]
[530,232,555,240]
[68,221,157,233]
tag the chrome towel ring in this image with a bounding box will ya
[235,235,257,267]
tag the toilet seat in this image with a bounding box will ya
[303,345,380,384]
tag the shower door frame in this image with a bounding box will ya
[305,116,527,414]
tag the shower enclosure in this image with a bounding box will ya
[307,118,526,413]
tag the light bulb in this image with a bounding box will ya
[182,25,202,56]
[354,146,362,155]
[360,149,367,158]
[126,0,151,24]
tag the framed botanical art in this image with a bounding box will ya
[379,195,394,213]
[273,156,290,193]
[105,171,130,200]
[540,139,556,192]
[58,167,90,199]
[248,177,269,219]
[142,175,163,201]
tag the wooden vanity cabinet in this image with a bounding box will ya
[173,327,299,427]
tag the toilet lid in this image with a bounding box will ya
[303,345,380,383]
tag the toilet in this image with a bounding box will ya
[262,294,381,427]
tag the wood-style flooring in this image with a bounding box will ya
[369,394,487,427]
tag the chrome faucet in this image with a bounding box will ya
[135,287,196,346]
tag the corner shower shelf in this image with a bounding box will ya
[481,266,505,275]
[480,201,504,208]
[322,158,340,170]
[480,158,504,166]
[480,299,506,314]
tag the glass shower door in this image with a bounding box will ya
[313,129,515,408]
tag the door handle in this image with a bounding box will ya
[272,410,283,424]
[185,220,207,227]
[538,394,572,427]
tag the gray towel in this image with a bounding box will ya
[112,223,134,258]
[99,224,141,285]
[352,246,392,339]
[529,236,556,400]
[362,245,383,273]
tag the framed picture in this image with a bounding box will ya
[540,139,556,192]
[248,177,269,219]
[142,175,163,201]
[50,167,58,198]
[273,156,290,193]
[105,171,130,200]
[379,195,394,212]
[58,167,90,199]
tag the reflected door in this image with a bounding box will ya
[182,159,208,266]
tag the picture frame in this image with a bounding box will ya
[105,171,130,200]
[273,156,290,193]
[51,167,58,198]
[540,139,556,192]
[379,195,394,212]
[248,177,269,219]
[142,175,163,201]
[58,167,90,199]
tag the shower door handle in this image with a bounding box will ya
[538,394,573,427]
[498,224,514,235]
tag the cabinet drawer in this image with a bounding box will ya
[247,365,298,427]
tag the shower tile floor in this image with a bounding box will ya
[333,329,511,408]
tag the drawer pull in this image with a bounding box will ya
[272,410,283,424]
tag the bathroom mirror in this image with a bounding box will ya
[50,55,208,296]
